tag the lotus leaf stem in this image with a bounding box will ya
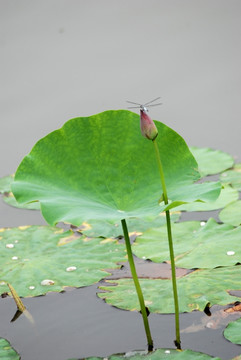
[121,219,153,351]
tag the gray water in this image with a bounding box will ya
[1,1,241,359]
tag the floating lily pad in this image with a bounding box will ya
[224,317,241,345]
[174,185,238,212]
[0,338,20,359]
[12,111,220,226]
[0,225,126,297]
[219,200,241,227]
[220,164,241,191]
[190,147,234,176]
[0,175,14,194]
[68,348,221,360]
[133,218,241,268]
[79,212,180,238]
[98,266,241,313]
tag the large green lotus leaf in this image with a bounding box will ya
[220,163,241,191]
[98,266,241,313]
[219,200,241,227]
[0,175,14,194]
[79,212,180,238]
[190,147,234,176]
[0,338,20,360]
[12,111,220,226]
[133,218,241,268]
[173,185,238,212]
[224,318,241,345]
[68,348,221,360]
[0,225,126,297]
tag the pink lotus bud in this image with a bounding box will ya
[140,106,158,140]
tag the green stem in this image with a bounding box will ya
[121,219,153,351]
[153,139,181,349]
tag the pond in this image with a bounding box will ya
[0,111,241,360]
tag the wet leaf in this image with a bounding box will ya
[12,111,220,226]
[0,338,20,359]
[190,147,234,176]
[98,266,241,313]
[0,175,14,194]
[79,212,180,238]
[133,218,241,268]
[174,185,238,212]
[0,226,126,297]
[224,317,241,345]
[220,163,241,191]
[68,348,221,360]
[219,200,241,227]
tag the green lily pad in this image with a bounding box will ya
[224,317,241,345]
[3,192,40,210]
[68,348,221,360]
[79,212,180,238]
[0,225,126,297]
[12,111,220,226]
[98,265,241,313]
[0,175,14,194]
[220,163,241,191]
[133,218,241,268]
[0,338,20,360]
[219,200,241,227]
[174,185,238,212]
[190,147,234,177]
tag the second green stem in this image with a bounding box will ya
[153,139,181,349]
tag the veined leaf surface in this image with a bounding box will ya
[12,111,220,226]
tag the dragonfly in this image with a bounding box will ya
[126,96,162,112]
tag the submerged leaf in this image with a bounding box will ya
[0,226,126,297]
[98,266,241,313]
[190,147,234,177]
[12,111,220,226]
[134,218,241,268]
